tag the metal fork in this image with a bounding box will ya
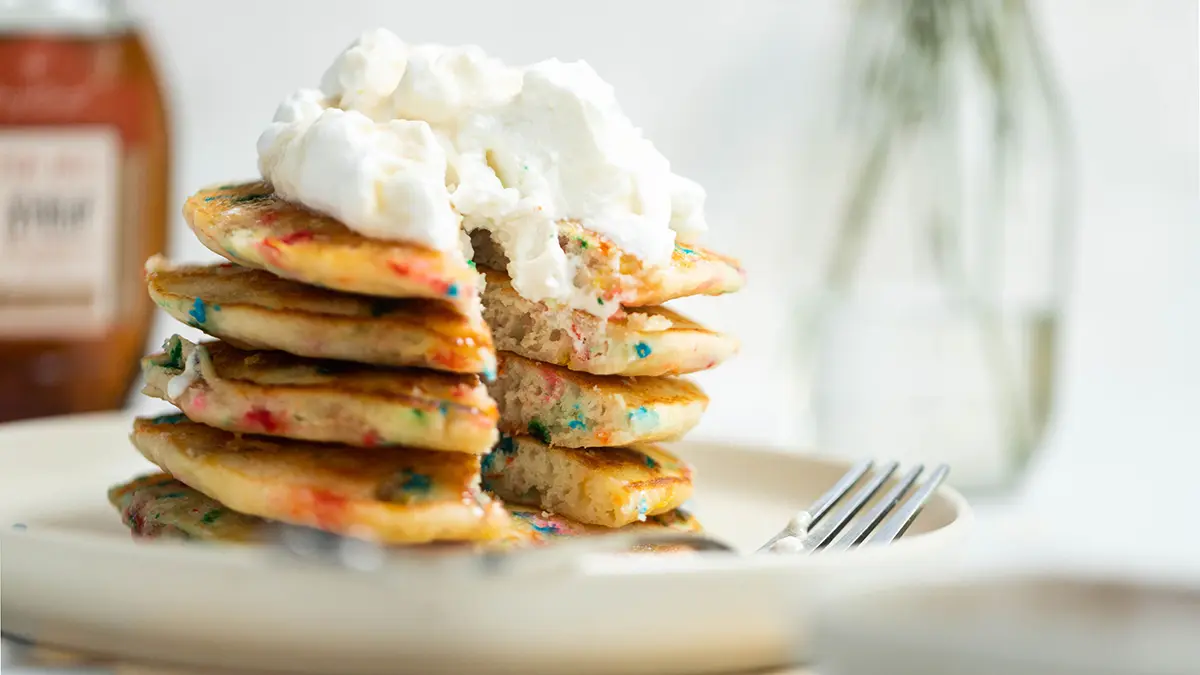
[272,460,950,565]
[617,460,950,555]
[755,460,950,553]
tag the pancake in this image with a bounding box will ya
[109,473,701,552]
[183,182,480,305]
[142,336,498,454]
[130,415,509,543]
[470,223,744,309]
[490,352,707,447]
[503,505,702,547]
[481,434,693,527]
[147,260,496,376]
[108,472,266,542]
[481,267,738,376]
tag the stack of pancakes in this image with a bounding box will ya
[471,222,744,529]
[111,182,739,548]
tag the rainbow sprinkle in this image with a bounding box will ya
[399,470,432,493]
[165,338,183,369]
[188,298,207,326]
[528,419,551,444]
[635,342,652,358]
[514,510,563,535]
[628,406,659,428]
[495,435,517,455]
[149,413,186,425]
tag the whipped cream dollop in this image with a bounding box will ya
[257,29,708,314]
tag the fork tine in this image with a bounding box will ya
[801,461,899,551]
[755,459,873,552]
[823,465,924,552]
[865,464,950,545]
[808,458,874,525]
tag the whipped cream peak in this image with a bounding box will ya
[392,44,521,129]
[319,28,408,120]
[257,28,709,315]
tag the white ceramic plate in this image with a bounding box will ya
[0,412,971,675]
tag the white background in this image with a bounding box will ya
[126,1,1199,562]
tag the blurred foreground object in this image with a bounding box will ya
[0,0,168,422]
[815,574,1200,675]
[798,0,1074,492]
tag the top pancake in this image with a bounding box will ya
[470,223,744,308]
[184,182,480,304]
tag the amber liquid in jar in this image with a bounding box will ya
[0,2,169,423]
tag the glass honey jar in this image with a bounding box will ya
[0,0,169,422]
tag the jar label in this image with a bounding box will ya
[0,127,120,338]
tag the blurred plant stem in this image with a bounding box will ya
[820,0,1075,482]
[831,0,1072,290]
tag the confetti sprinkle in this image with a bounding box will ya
[644,455,659,469]
[446,283,459,298]
[399,470,432,493]
[278,230,314,245]
[149,413,186,425]
[188,298,207,326]
[635,342,652,358]
[200,509,223,524]
[166,338,183,369]
[513,510,563,535]
[528,419,551,444]
[628,406,659,428]
[242,407,280,433]
[495,435,517,455]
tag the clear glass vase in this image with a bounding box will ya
[796,0,1073,493]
